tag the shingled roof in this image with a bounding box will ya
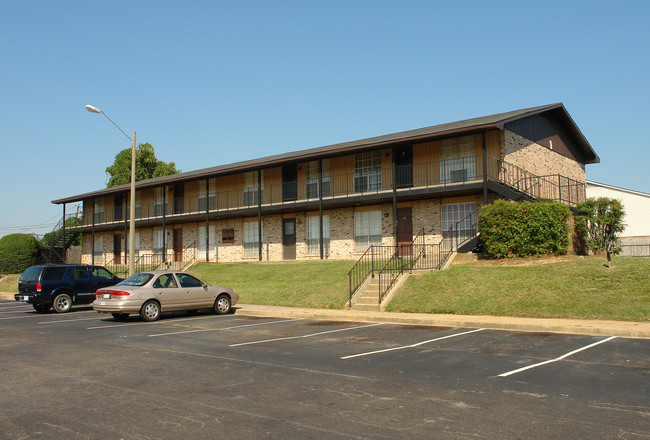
[52,103,598,204]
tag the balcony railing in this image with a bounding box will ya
[70,155,586,228]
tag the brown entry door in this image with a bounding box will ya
[173,229,183,262]
[396,208,413,256]
[113,234,122,265]
[283,219,296,260]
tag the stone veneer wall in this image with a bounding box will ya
[502,130,586,183]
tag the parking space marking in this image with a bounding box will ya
[148,318,304,337]
[86,314,238,330]
[229,322,385,347]
[497,336,618,377]
[39,316,106,324]
[340,328,486,359]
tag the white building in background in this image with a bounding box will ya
[586,181,650,256]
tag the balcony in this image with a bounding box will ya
[68,155,585,230]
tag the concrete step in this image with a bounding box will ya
[355,296,380,305]
[351,303,380,312]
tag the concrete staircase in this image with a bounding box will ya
[350,277,381,312]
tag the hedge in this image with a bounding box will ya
[0,234,39,274]
[478,200,571,258]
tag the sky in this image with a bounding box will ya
[1,0,649,238]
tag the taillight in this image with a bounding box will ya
[36,283,42,293]
[110,291,131,297]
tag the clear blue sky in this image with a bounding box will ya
[1,0,648,238]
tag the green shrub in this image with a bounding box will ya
[479,200,571,258]
[0,234,39,274]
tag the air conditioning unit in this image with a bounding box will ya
[449,169,468,182]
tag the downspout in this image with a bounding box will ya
[318,159,324,259]
[62,204,66,263]
[205,177,210,262]
[257,169,262,261]
[162,186,166,263]
[392,154,398,246]
[91,197,95,265]
[482,132,488,205]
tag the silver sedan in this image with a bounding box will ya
[92,270,238,322]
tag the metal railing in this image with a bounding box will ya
[103,241,197,278]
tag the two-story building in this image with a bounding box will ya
[52,103,598,270]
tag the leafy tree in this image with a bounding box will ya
[105,143,180,188]
[0,234,39,274]
[574,197,625,267]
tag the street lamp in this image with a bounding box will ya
[85,105,137,277]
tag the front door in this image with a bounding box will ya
[282,219,296,260]
[113,234,121,265]
[173,229,183,262]
[394,145,413,188]
[174,184,184,214]
[396,207,413,256]
[282,165,297,202]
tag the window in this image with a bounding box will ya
[354,210,382,252]
[153,230,167,261]
[243,171,264,206]
[91,267,115,280]
[306,160,331,198]
[153,273,178,288]
[42,266,67,281]
[307,215,330,255]
[126,192,142,219]
[354,152,382,193]
[154,187,166,216]
[442,202,476,242]
[93,198,105,223]
[198,178,216,211]
[72,267,89,280]
[93,236,103,260]
[222,229,234,244]
[177,273,203,288]
[439,135,476,183]
[124,232,140,257]
[198,225,216,260]
[243,221,260,258]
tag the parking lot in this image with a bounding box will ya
[1,299,648,439]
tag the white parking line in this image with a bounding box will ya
[497,336,618,378]
[340,328,486,359]
[39,316,105,324]
[87,314,237,330]
[149,318,304,337]
[229,323,385,347]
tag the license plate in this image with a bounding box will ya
[102,293,111,299]
[18,296,29,302]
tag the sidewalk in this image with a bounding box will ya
[3,291,648,339]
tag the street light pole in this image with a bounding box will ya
[85,105,137,277]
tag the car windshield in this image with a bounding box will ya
[117,273,154,287]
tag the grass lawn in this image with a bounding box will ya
[0,274,20,293]
[188,260,355,309]
[386,256,650,321]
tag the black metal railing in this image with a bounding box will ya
[104,241,197,278]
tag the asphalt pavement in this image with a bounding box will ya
[3,291,649,339]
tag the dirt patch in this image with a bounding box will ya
[452,254,581,268]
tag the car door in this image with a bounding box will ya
[151,273,185,311]
[176,273,210,309]
[71,266,94,304]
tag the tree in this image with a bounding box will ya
[0,234,38,274]
[574,197,625,267]
[105,143,180,188]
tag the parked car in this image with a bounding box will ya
[92,270,238,322]
[15,264,123,313]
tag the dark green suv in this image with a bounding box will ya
[15,264,122,313]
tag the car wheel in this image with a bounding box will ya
[33,304,50,313]
[111,313,130,321]
[52,294,72,313]
[140,300,161,322]
[213,294,231,315]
